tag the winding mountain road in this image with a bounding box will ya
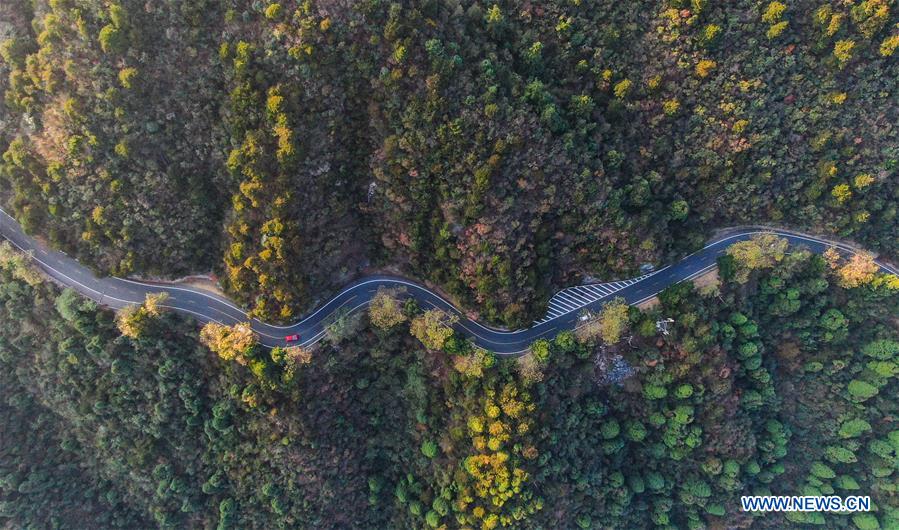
[2,207,896,355]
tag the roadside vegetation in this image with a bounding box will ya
[1,234,896,528]
[2,0,897,326]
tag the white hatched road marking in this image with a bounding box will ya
[564,290,593,304]
[548,305,565,315]
[564,294,589,306]
[581,285,602,297]
[4,203,896,356]
[545,302,566,314]
[551,298,579,311]
[553,292,576,304]
[552,293,575,307]
[551,299,579,312]
[574,287,600,299]
[588,285,611,296]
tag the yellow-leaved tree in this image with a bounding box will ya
[0,241,43,286]
[410,309,458,350]
[453,382,539,528]
[200,321,257,364]
[576,297,630,344]
[725,233,788,283]
[368,287,407,329]
[116,292,169,338]
[825,248,883,289]
[598,298,630,344]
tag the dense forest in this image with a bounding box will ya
[1,0,898,527]
[2,230,897,528]
[1,0,897,326]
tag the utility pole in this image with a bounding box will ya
[656,318,674,336]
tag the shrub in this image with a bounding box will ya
[834,40,855,67]
[669,200,689,221]
[695,59,716,78]
[762,2,786,23]
[600,419,620,439]
[809,462,836,479]
[614,79,632,99]
[421,440,438,458]
[264,3,282,20]
[663,98,680,115]
[626,421,647,442]
[675,384,694,399]
[847,379,879,402]
[767,21,788,39]
[863,340,898,360]
[531,339,551,363]
[838,419,872,439]
[98,24,125,53]
[852,513,881,530]
[702,24,721,43]
[118,67,138,88]
[825,446,857,464]
[832,184,852,204]
[881,34,899,57]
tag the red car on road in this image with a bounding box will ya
[285,334,300,342]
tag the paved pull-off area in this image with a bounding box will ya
[2,208,896,355]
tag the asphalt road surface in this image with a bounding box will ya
[2,207,896,355]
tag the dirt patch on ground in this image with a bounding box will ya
[635,268,719,310]
[173,276,229,298]
[636,297,660,310]
[691,267,720,296]
[128,273,229,299]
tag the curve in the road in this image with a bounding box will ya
[2,208,896,355]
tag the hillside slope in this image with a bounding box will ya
[1,0,897,326]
